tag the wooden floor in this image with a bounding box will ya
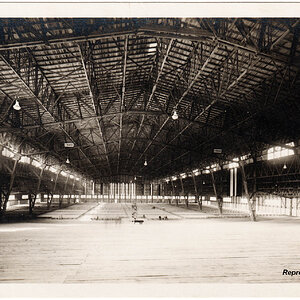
[0,203,300,284]
[38,202,248,220]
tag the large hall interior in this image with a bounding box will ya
[0,17,300,293]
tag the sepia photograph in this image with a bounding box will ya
[0,3,300,298]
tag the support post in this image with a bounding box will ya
[210,171,222,214]
[0,157,20,217]
[59,194,63,208]
[31,166,44,213]
[143,183,146,203]
[113,182,116,203]
[49,171,60,209]
[239,161,256,221]
[200,178,203,209]
[167,182,171,204]
[180,177,188,207]
[192,173,202,210]
[53,171,60,192]
[171,180,177,206]
[252,156,257,216]
[124,183,126,203]
[128,182,131,203]
[151,183,154,203]
[62,174,70,206]
[71,177,76,192]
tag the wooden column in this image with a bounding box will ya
[170,179,175,204]
[210,171,222,214]
[290,198,293,216]
[58,194,63,208]
[59,175,69,208]
[70,178,76,204]
[252,157,257,215]
[180,177,188,207]
[63,174,70,195]
[128,182,131,203]
[200,178,203,209]
[48,171,60,209]
[0,157,20,217]
[239,161,256,221]
[167,182,171,204]
[171,180,177,206]
[192,173,202,210]
[151,183,154,203]
[29,166,44,214]
[50,171,60,208]
[112,183,115,203]
[53,171,60,193]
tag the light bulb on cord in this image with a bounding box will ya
[283,163,287,169]
[172,110,178,120]
[66,157,70,164]
[144,159,148,166]
[13,99,21,111]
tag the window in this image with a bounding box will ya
[267,143,294,160]
[32,159,42,168]
[228,162,239,169]
[2,147,14,158]
[20,156,31,164]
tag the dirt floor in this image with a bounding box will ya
[0,202,300,295]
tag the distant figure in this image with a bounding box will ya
[132,211,137,220]
[132,203,137,221]
[159,216,162,220]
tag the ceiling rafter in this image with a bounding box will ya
[125,38,174,169]
[78,43,112,176]
[0,18,299,181]
[131,43,219,173]
[117,35,128,173]
[0,52,100,176]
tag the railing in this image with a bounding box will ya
[6,193,300,217]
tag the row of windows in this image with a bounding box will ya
[165,142,296,182]
[1,145,81,181]
[267,142,295,160]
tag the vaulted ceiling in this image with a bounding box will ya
[0,18,300,181]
